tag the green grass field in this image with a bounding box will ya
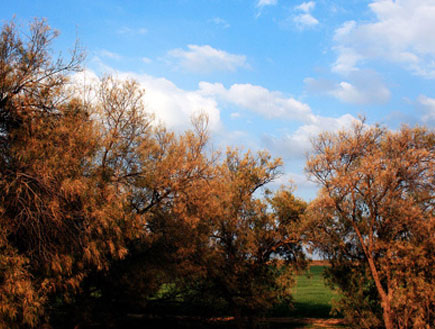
[267,265,346,328]
[155,265,339,320]
[292,265,337,318]
[271,265,339,319]
[126,265,345,329]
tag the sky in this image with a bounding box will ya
[3,0,435,200]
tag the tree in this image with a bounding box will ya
[113,147,308,328]
[0,19,145,328]
[0,17,308,328]
[178,149,307,327]
[67,114,218,327]
[305,122,435,329]
[0,18,87,328]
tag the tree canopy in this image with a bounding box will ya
[305,121,435,329]
[1,18,434,329]
[0,19,308,329]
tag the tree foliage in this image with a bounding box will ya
[75,148,308,328]
[0,19,308,329]
[7,16,434,329]
[0,18,145,328]
[173,150,307,324]
[305,121,435,329]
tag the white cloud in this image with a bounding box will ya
[215,129,258,151]
[293,1,318,29]
[331,47,362,75]
[71,67,363,200]
[294,14,319,29]
[71,70,222,132]
[117,27,148,35]
[197,81,362,156]
[262,114,358,159]
[295,1,315,12]
[97,49,122,60]
[198,82,313,122]
[72,70,315,133]
[262,113,360,199]
[305,70,391,105]
[209,17,230,29]
[142,57,152,64]
[331,81,371,104]
[333,20,356,42]
[271,171,317,192]
[68,69,101,104]
[167,45,249,73]
[125,73,222,131]
[257,0,278,8]
[417,95,435,125]
[332,0,435,77]
[255,0,278,18]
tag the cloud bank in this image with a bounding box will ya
[332,0,435,77]
[198,82,313,122]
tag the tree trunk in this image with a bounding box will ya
[366,257,393,329]
[232,305,244,329]
[351,223,394,329]
[381,299,393,329]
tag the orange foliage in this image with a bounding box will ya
[0,19,143,327]
[305,121,435,329]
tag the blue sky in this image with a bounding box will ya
[3,0,435,200]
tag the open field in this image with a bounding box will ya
[267,265,347,328]
[95,265,347,329]
[292,265,336,318]
[271,265,337,319]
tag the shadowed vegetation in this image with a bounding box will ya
[0,19,307,329]
[1,18,433,329]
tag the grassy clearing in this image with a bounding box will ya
[292,265,337,318]
[271,265,339,319]
[267,266,347,328]
[144,265,344,328]
[122,265,346,329]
